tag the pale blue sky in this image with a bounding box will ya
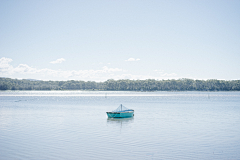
[0,0,239,81]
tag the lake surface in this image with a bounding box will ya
[0,91,240,160]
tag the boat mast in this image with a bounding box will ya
[121,104,122,111]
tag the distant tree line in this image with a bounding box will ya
[0,77,240,91]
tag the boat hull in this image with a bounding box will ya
[106,111,134,118]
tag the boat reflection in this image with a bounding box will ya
[107,117,134,129]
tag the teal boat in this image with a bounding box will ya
[106,104,134,118]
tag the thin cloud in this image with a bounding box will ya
[125,58,140,61]
[161,73,177,77]
[0,57,124,80]
[50,58,66,64]
[14,64,37,74]
[154,69,164,73]
[154,69,177,77]
[0,57,179,81]
[0,57,13,73]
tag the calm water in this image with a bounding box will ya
[0,91,239,160]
